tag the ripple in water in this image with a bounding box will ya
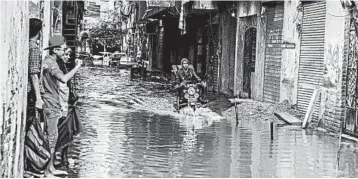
[66,67,358,178]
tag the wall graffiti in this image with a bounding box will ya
[323,44,341,89]
[294,2,303,38]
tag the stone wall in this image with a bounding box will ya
[0,1,29,177]
[318,1,346,132]
[336,6,352,133]
[279,0,301,105]
[218,12,231,95]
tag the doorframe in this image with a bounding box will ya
[234,15,258,97]
[242,27,257,98]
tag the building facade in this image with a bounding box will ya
[231,0,350,134]
[135,0,357,135]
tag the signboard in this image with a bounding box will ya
[85,2,100,17]
[238,1,260,17]
[192,1,215,10]
[147,0,174,7]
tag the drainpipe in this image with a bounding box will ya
[234,5,239,97]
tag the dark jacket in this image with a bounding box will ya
[176,67,201,84]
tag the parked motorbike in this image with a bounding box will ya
[175,81,203,112]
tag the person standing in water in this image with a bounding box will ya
[41,35,82,177]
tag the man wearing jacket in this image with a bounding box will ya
[175,58,207,104]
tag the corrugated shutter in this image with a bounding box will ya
[212,25,219,91]
[263,3,284,103]
[297,1,326,118]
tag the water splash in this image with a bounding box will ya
[177,106,224,130]
[179,107,196,116]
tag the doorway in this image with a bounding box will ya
[243,27,257,98]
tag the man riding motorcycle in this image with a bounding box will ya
[175,58,207,105]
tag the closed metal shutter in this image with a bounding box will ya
[263,3,284,103]
[297,1,326,118]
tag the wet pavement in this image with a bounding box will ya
[66,67,358,178]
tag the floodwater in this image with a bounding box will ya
[66,67,358,178]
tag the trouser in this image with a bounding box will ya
[25,91,36,172]
[27,91,37,119]
[43,108,61,150]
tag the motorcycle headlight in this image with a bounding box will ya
[184,93,189,99]
[196,89,200,92]
[188,87,195,95]
[183,89,187,93]
[194,93,199,98]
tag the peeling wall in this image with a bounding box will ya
[324,2,345,91]
[0,1,29,177]
[280,0,301,105]
[29,1,40,18]
[254,6,267,102]
[319,0,346,132]
[218,12,232,95]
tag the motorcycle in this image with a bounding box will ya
[174,81,204,112]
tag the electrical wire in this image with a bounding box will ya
[174,6,180,14]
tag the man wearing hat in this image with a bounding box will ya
[41,35,82,177]
[28,18,44,117]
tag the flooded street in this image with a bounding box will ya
[66,67,358,178]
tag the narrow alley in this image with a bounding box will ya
[64,67,358,178]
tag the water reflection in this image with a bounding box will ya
[66,67,358,178]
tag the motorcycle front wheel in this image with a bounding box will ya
[191,105,196,112]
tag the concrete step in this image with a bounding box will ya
[228,98,254,104]
[341,134,358,142]
[274,112,302,125]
